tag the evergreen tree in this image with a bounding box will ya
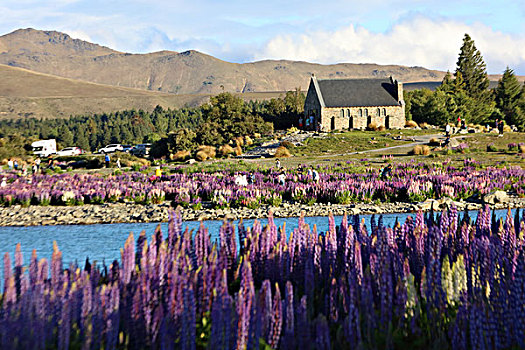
[455,34,490,101]
[495,67,525,130]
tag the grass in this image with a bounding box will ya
[291,129,435,157]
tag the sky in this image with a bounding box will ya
[1,0,525,74]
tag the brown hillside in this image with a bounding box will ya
[0,28,448,95]
[0,64,284,119]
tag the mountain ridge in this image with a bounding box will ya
[0,28,446,95]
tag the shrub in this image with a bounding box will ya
[218,145,235,157]
[367,122,378,131]
[234,137,244,147]
[244,136,253,146]
[171,150,191,161]
[487,143,498,152]
[411,145,423,155]
[520,144,525,154]
[274,146,291,158]
[421,145,431,155]
[420,122,429,129]
[507,143,518,152]
[377,125,386,131]
[197,145,216,159]
[280,140,295,149]
[195,151,209,161]
[405,120,418,128]
[429,138,440,146]
[503,125,511,132]
[234,145,243,156]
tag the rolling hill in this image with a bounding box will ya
[0,64,289,119]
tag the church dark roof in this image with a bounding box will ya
[314,78,400,107]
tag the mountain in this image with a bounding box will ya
[0,28,446,95]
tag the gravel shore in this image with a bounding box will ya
[1,197,523,226]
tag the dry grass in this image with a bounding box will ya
[520,144,525,154]
[503,125,512,132]
[171,150,190,161]
[218,144,234,157]
[405,120,419,128]
[274,146,291,158]
[421,145,431,155]
[420,122,430,129]
[377,125,386,131]
[367,122,378,131]
[244,136,253,146]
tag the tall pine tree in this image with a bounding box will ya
[495,67,525,130]
[455,34,490,101]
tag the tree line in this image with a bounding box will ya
[0,90,305,153]
[405,34,525,130]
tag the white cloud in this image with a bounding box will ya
[255,17,525,74]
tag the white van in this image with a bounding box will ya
[31,139,57,157]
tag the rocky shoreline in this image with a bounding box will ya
[1,194,524,227]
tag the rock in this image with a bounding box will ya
[483,191,509,205]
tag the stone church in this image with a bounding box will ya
[303,75,406,131]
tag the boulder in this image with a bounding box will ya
[483,190,509,205]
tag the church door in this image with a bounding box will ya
[331,117,336,131]
[385,116,390,129]
[349,116,354,129]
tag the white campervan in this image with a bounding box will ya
[31,139,57,157]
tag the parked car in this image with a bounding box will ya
[56,147,83,156]
[131,143,152,156]
[122,145,133,153]
[98,144,124,154]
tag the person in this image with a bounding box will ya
[116,158,121,169]
[35,158,41,173]
[278,172,286,186]
[298,117,303,129]
[155,166,162,178]
[249,172,255,185]
[7,159,13,171]
[13,160,18,171]
[310,115,314,130]
[461,119,466,129]
[0,177,6,188]
[105,154,111,168]
[381,164,393,180]
[498,120,504,137]
[445,124,451,137]
[457,116,461,126]
[307,168,313,179]
[312,169,320,183]
[275,159,281,169]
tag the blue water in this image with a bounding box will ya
[0,209,519,283]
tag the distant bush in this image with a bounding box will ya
[234,136,244,147]
[487,143,498,152]
[197,145,216,159]
[410,145,431,155]
[274,146,291,158]
[280,141,295,149]
[519,143,525,154]
[244,136,253,146]
[234,145,243,156]
[367,122,378,131]
[405,120,418,128]
[218,145,235,157]
[171,150,191,161]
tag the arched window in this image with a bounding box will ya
[377,108,381,116]
[382,108,386,116]
[340,109,344,118]
[358,109,363,117]
[346,109,350,117]
[364,109,369,116]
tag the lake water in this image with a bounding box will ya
[0,209,519,277]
